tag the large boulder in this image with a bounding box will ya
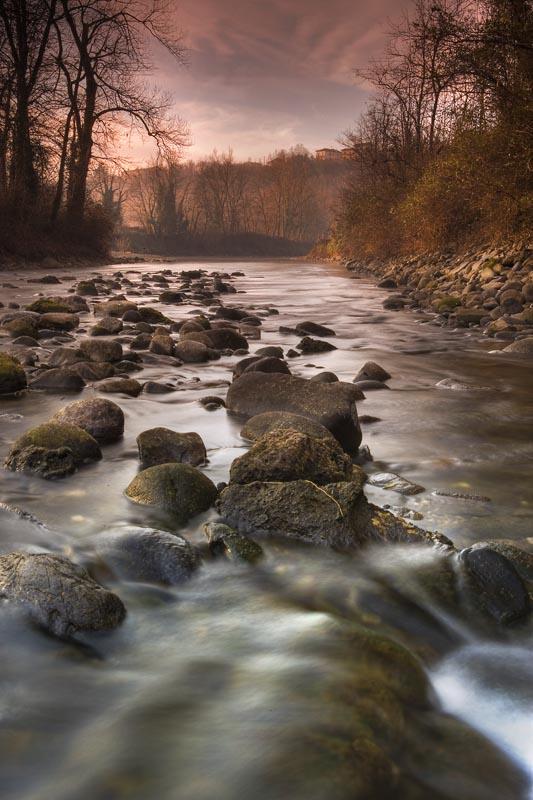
[230,430,357,486]
[91,526,199,585]
[126,463,217,522]
[226,373,363,453]
[174,340,211,363]
[5,422,102,478]
[295,321,336,337]
[501,337,533,356]
[240,411,336,444]
[51,398,124,443]
[0,552,125,636]
[137,427,207,468]
[217,479,448,551]
[80,339,123,363]
[29,368,85,393]
[0,353,27,395]
[458,545,531,623]
[26,295,89,314]
[38,312,79,331]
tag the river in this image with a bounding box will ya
[0,258,532,799]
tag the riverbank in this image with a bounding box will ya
[342,242,533,344]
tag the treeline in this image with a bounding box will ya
[0,0,186,259]
[333,0,533,258]
[115,148,348,253]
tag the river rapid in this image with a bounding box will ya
[0,258,532,799]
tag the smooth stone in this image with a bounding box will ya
[295,321,336,337]
[459,545,531,623]
[367,472,425,496]
[0,552,125,636]
[297,336,337,354]
[354,361,392,383]
[310,371,339,383]
[80,339,123,363]
[29,368,85,392]
[137,427,207,468]
[51,398,124,443]
[174,340,211,363]
[126,463,217,522]
[95,378,142,397]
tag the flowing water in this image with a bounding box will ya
[0,258,532,799]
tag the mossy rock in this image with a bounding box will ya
[0,353,27,396]
[1,317,40,338]
[434,296,461,313]
[240,411,336,443]
[51,398,124,443]
[138,307,172,324]
[5,422,102,478]
[230,430,357,485]
[126,463,217,523]
[26,297,82,314]
[137,427,207,468]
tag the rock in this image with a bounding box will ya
[217,480,447,550]
[29,368,85,392]
[310,371,339,383]
[47,347,84,367]
[93,300,138,318]
[149,334,174,356]
[378,278,398,289]
[27,296,89,314]
[0,552,125,636]
[353,380,389,391]
[459,545,531,623]
[27,274,61,284]
[367,472,425,496]
[255,346,284,358]
[129,333,152,350]
[137,427,207,468]
[80,339,123,363]
[95,378,142,397]
[199,395,225,409]
[76,280,99,296]
[295,321,336,337]
[204,522,263,563]
[159,290,184,304]
[174,340,211,363]
[297,336,337,354]
[383,296,405,310]
[226,373,363,454]
[126,463,217,522]
[230,430,357,486]
[38,312,79,331]
[501,338,533,356]
[92,526,199,585]
[236,356,291,378]
[69,362,115,381]
[454,308,486,326]
[240,411,337,443]
[0,353,27,395]
[51,398,124,443]
[183,327,249,351]
[89,316,123,336]
[1,317,40,338]
[142,381,175,394]
[5,422,102,478]
[354,361,391,383]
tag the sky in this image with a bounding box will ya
[132,0,409,164]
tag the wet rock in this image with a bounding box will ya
[184,327,249,352]
[235,356,291,378]
[129,333,152,350]
[255,345,284,358]
[138,307,172,325]
[69,361,115,381]
[38,312,79,331]
[5,422,102,477]
[93,300,138,318]
[367,472,425,496]
[383,296,405,310]
[47,347,84,367]
[142,381,175,394]
[80,339,123,363]
[297,336,337,354]
[174,340,211,363]
[0,552,125,636]
[51,398,124,443]
[204,522,263,563]
[27,295,89,314]
[89,316,123,336]
[217,479,446,550]
[199,395,226,409]
[137,427,207,468]
[310,371,339,383]
[501,337,533,356]
[226,373,363,453]
[354,361,391,383]
[159,290,184,304]
[0,353,27,395]
[454,308,486,326]
[149,334,174,356]
[91,526,199,585]
[353,380,389,391]
[95,378,142,397]
[295,321,336,337]
[230,430,358,486]
[240,412,337,444]
[27,274,61,284]
[378,277,398,289]
[459,545,531,624]
[1,317,40,338]
[76,280,99,296]
[126,463,217,522]
[29,368,85,392]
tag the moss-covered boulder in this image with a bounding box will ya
[240,411,336,443]
[226,373,363,454]
[1,316,40,339]
[0,353,27,396]
[5,422,102,478]
[126,463,217,522]
[204,521,263,562]
[230,430,357,486]
[95,377,142,397]
[138,307,172,324]
[51,398,124,443]
[217,479,450,551]
[26,295,89,314]
[0,552,125,636]
[137,427,207,468]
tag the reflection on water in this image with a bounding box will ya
[0,258,532,799]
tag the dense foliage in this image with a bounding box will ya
[334,0,533,258]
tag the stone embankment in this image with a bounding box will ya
[344,243,533,349]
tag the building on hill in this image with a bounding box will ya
[315,148,342,161]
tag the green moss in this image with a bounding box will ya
[7,422,101,465]
[0,353,27,395]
